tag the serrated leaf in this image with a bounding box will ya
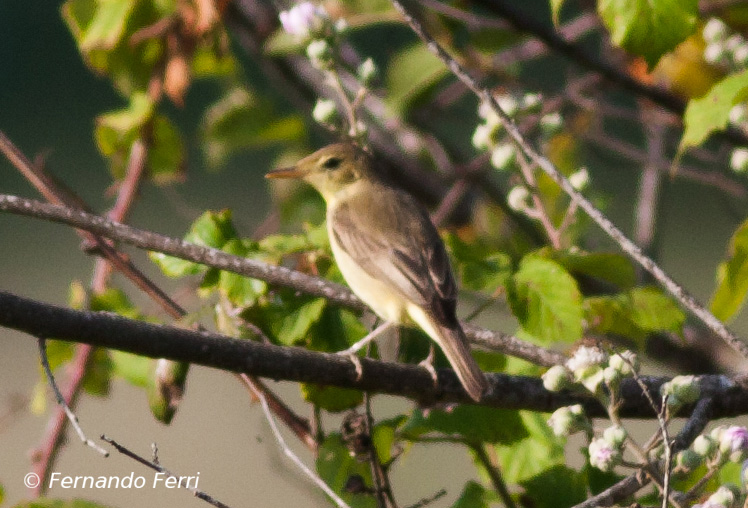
[301,384,363,412]
[316,435,377,508]
[149,251,207,278]
[386,43,449,114]
[403,406,528,444]
[680,68,748,152]
[519,466,586,508]
[598,0,698,68]
[451,481,498,508]
[711,218,748,322]
[77,0,138,51]
[552,250,636,289]
[491,411,565,484]
[509,255,583,343]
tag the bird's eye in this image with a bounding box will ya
[321,157,342,170]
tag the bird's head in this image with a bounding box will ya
[266,143,374,201]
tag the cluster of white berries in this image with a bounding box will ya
[660,374,700,411]
[280,3,377,135]
[543,347,641,472]
[471,92,550,171]
[703,18,748,69]
[701,18,748,175]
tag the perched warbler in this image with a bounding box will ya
[266,143,488,401]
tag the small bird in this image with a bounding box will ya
[266,143,488,401]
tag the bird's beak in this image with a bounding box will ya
[265,166,304,179]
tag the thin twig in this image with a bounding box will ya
[390,0,748,359]
[101,435,232,508]
[404,489,447,508]
[243,380,351,508]
[470,443,516,508]
[37,338,109,457]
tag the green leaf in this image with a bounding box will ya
[552,250,636,289]
[519,466,586,508]
[308,307,369,353]
[680,69,748,152]
[151,210,238,277]
[508,255,583,343]
[94,92,155,178]
[301,384,363,412]
[444,234,512,293]
[585,287,684,340]
[111,351,152,388]
[274,298,328,346]
[147,115,184,184]
[68,0,138,51]
[628,287,685,333]
[711,218,748,321]
[491,411,565,484]
[202,87,305,168]
[403,406,528,444]
[316,435,377,508]
[450,481,498,508]
[372,416,406,464]
[386,43,449,114]
[90,288,140,318]
[81,347,112,396]
[597,0,698,68]
[219,239,267,307]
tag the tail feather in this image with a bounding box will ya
[408,305,487,401]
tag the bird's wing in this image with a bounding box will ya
[330,190,458,324]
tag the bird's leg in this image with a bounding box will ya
[337,321,395,380]
[418,343,439,388]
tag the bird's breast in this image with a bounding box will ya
[327,218,409,325]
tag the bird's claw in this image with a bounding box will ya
[338,351,363,381]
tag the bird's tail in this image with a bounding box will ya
[408,306,488,402]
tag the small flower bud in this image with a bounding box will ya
[661,375,700,408]
[579,366,606,395]
[334,18,349,35]
[603,425,627,448]
[490,143,516,171]
[603,365,622,389]
[542,365,573,392]
[357,58,377,87]
[730,148,748,173]
[676,449,702,472]
[471,124,494,151]
[507,186,531,212]
[729,105,748,126]
[705,42,727,64]
[703,18,728,43]
[566,345,607,373]
[569,167,589,191]
[307,39,333,69]
[707,485,737,508]
[589,438,621,472]
[521,93,542,112]
[547,404,588,437]
[693,434,717,457]
[726,34,744,51]
[497,94,519,117]
[540,112,563,136]
[719,426,748,462]
[734,43,748,66]
[312,98,338,125]
[279,2,330,40]
[608,351,638,376]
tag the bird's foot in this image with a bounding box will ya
[338,351,364,381]
[419,344,439,388]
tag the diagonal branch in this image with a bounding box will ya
[389,0,748,360]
